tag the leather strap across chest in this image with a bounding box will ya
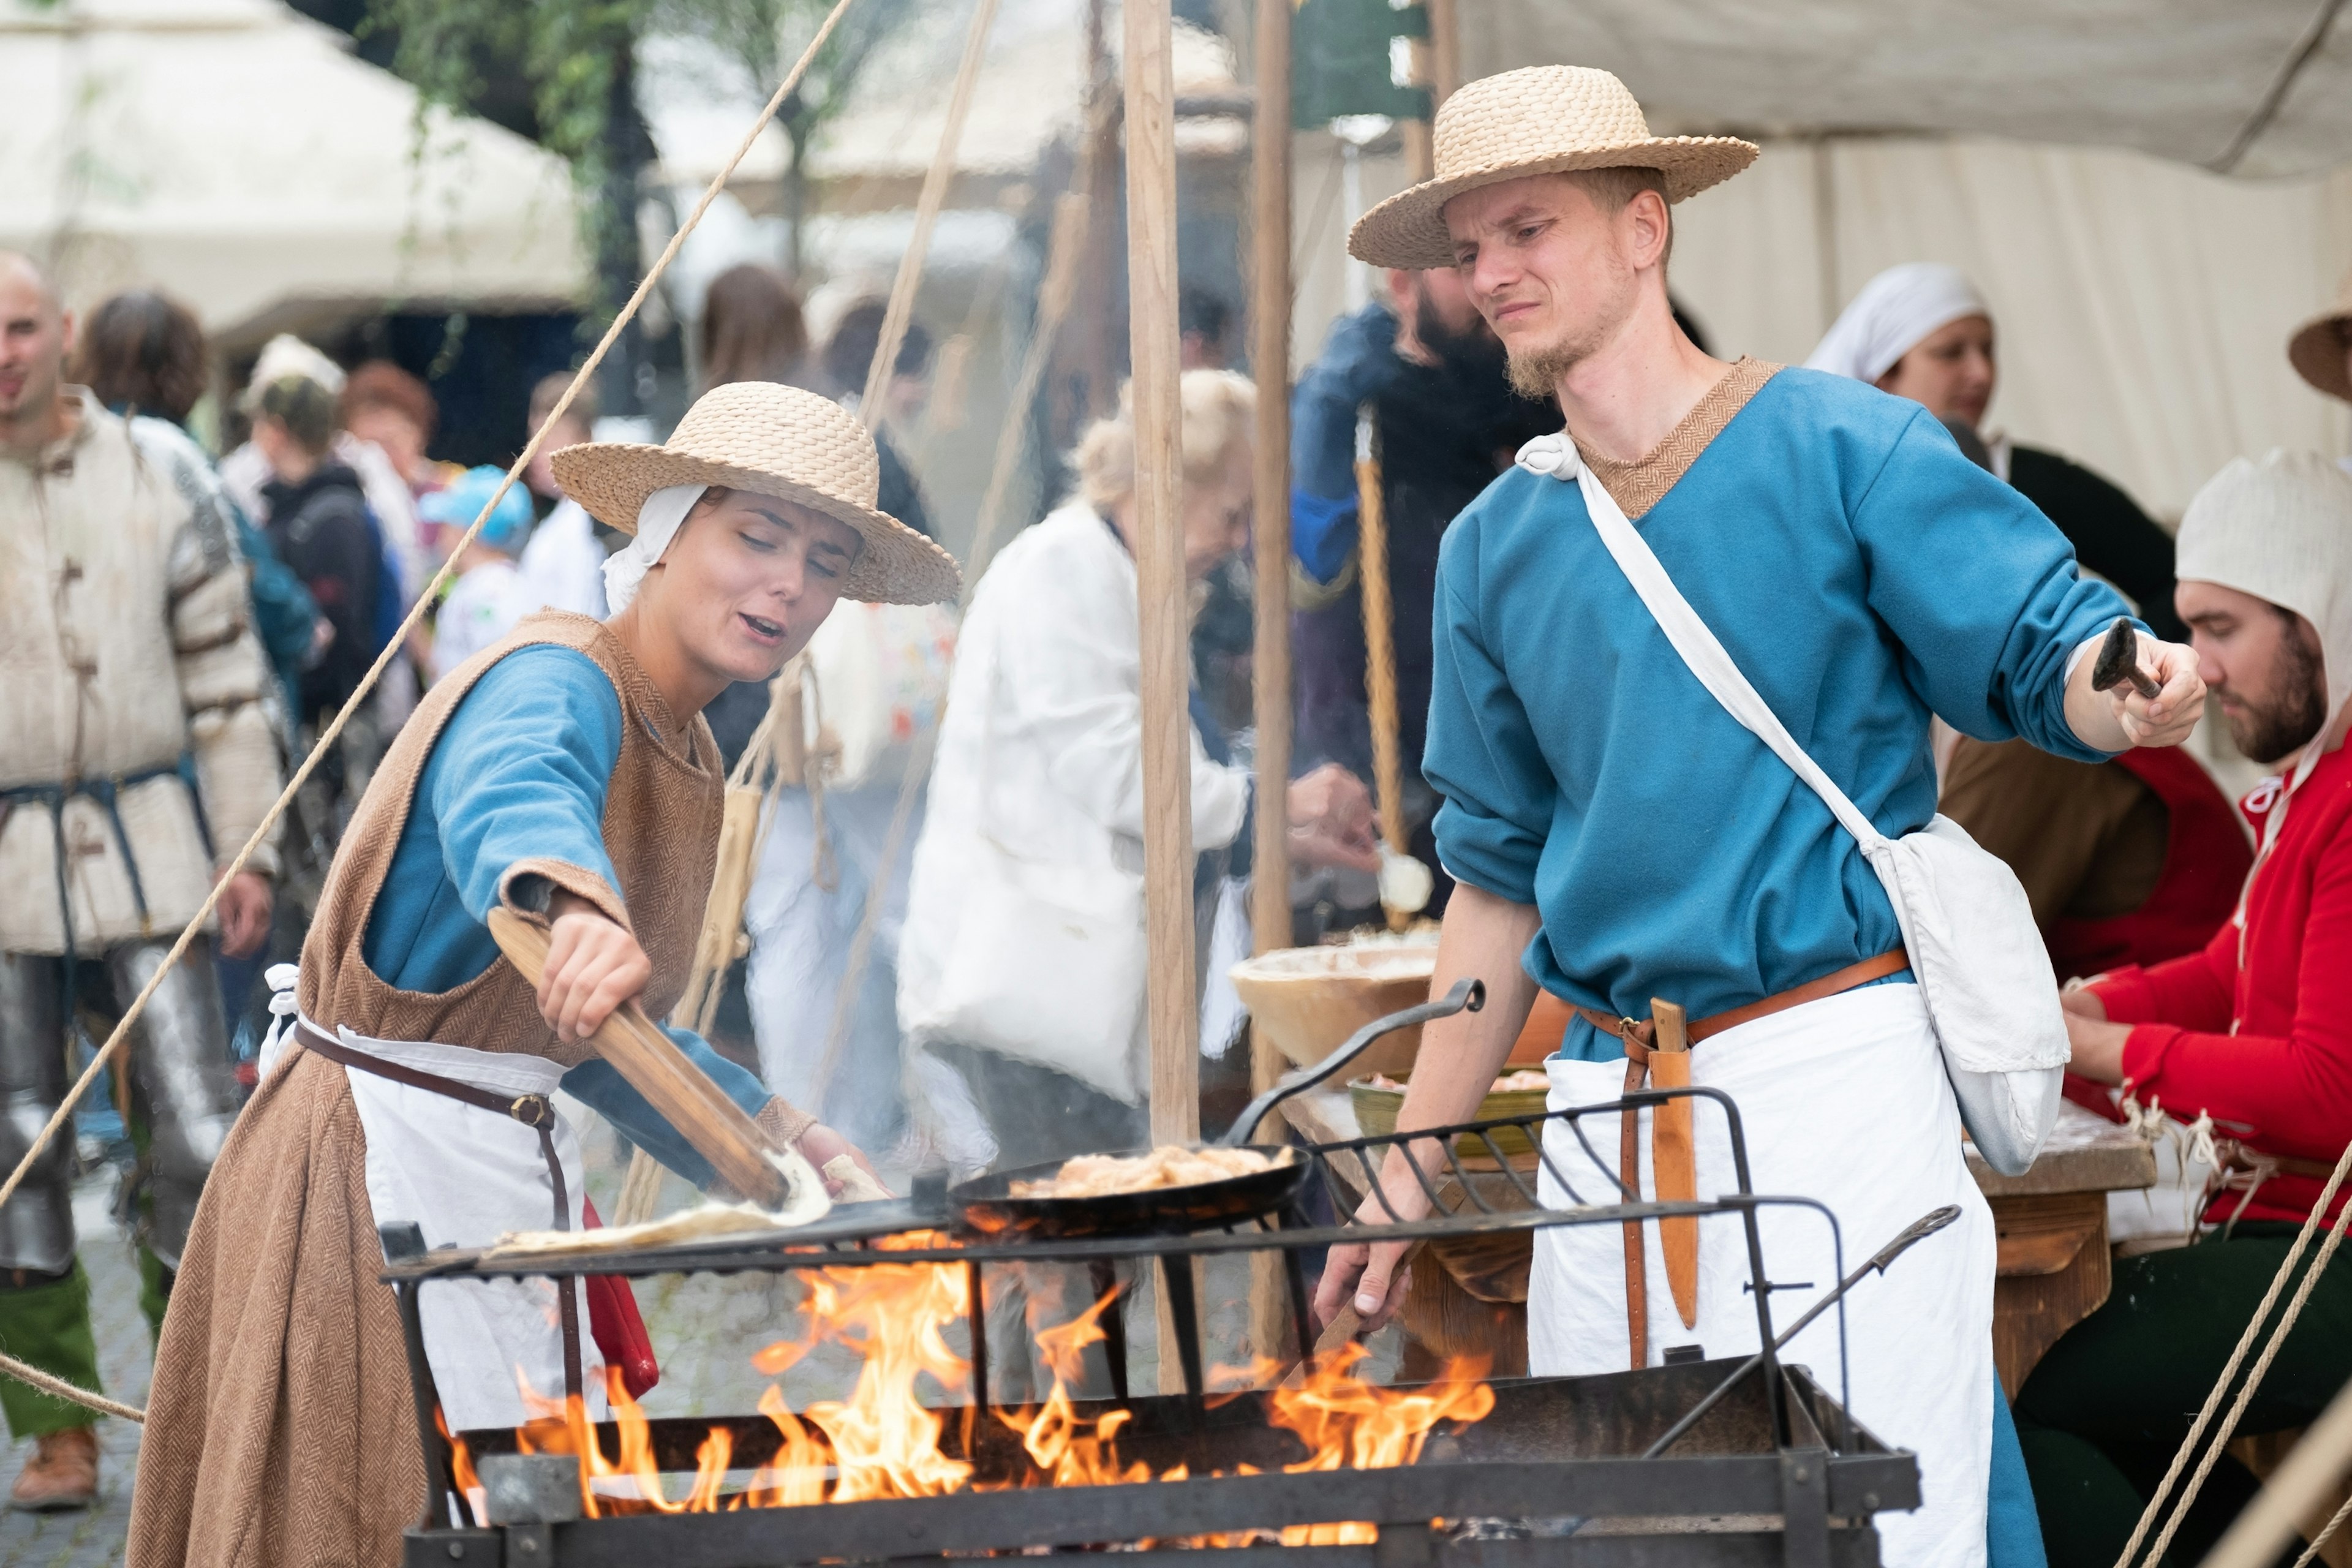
[297,1020,584,1400]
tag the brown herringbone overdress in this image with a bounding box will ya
[127,614,725,1567]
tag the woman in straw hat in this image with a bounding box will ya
[127,383,959,1568]
[1313,64,2207,1568]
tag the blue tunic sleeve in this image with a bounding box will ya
[1853,410,2132,761]
[1426,560,1553,907]
[362,644,777,1185]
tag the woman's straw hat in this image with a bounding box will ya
[551,381,961,605]
[2289,270,2352,402]
[1349,66,1758,271]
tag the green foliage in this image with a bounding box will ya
[371,0,924,287]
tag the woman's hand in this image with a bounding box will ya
[537,891,650,1042]
[1287,763,1381,873]
[797,1123,888,1198]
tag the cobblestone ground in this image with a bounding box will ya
[0,1174,153,1568]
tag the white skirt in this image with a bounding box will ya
[1531,982,1995,1568]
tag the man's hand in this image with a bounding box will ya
[537,891,650,1041]
[2067,629,2204,752]
[1287,763,1381,873]
[2060,986,2108,1022]
[212,870,273,959]
[2064,1009,2133,1086]
[1314,1181,1428,1332]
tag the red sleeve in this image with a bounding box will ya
[2118,823,2352,1154]
[2089,919,2236,1033]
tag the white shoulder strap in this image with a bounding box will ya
[1557,445,1890,853]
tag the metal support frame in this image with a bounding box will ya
[389,1089,1898,1567]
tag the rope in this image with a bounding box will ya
[2291,1489,2352,1568]
[0,0,866,1415]
[2114,1138,2352,1568]
[857,0,1005,426]
[0,1351,145,1425]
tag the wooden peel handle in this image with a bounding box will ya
[488,907,793,1210]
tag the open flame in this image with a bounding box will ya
[470,1235,1491,1527]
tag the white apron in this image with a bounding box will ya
[1530,982,1994,1568]
[259,970,606,1433]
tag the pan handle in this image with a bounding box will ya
[1221,978,1485,1148]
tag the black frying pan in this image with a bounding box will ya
[951,978,1485,1239]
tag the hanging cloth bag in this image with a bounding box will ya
[1524,434,2065,1174]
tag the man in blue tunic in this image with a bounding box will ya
[1312,67,2204,1568]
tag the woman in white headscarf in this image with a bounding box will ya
[1809,263,2183,644]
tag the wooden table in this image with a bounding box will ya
[1281,1090,2155,1395]
[1969,1101,2158,1395]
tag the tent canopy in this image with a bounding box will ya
[1465,0,2352,179]
[0,0,587,345]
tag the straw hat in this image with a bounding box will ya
[551,381,961,605]
[1349,67,1758,271]
[2288,270,2352,402]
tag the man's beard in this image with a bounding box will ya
[2226,617,2329,764]
[1502,315,1613,401]
[1412,284,1509,387]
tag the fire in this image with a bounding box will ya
[491,1236,1491,1528]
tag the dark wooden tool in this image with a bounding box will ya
[488,908,801,1212]
[2090,616,2160,699]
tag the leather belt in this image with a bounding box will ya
[297,1019,583,1400]
[1570,948,1909,1368]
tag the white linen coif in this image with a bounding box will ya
[1804,263,1992,386]
[601,484,706,613]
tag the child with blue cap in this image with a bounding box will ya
[421,464,539,681]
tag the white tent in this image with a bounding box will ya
[1291,2,2352,520]
[0,0,587,345]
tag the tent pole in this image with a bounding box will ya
[1246,0,1298,1370]
[1123,0,1199,1395]
[1426,0,1461,103]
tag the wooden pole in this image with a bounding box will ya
[1425,0,1462,104]
[1246,0,1296,1370]
[1357,423,1411,928]
[1125,0,1196,1398]
[1125,0,1194,1148]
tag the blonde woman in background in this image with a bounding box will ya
[898,369,1378,1398]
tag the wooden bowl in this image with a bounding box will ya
[1349,1072,1550,1159]
[1228,943,1439,1079]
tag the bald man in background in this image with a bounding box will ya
[0,254,281,1509]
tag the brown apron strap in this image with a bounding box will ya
[1618,1050,1648,1371]
[298,1020,585,1401]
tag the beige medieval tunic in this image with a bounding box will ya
[0,393,283,956]
[126,615,726,1568]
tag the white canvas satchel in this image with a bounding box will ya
[1523,434,2065,1174]
[899,657,1148,1104]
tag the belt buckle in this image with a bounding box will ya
[510,1094,551,1128]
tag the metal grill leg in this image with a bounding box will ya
[1159,1257,1205,1402]
[1090,1259,1130,1405]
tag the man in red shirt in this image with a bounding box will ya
[2016,449,2352,1565]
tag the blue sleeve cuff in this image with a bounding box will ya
[1291,489,1359,584]
[561,1026,771,1186]
[1432,797,1542,907]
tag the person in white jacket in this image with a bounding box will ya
[899,368,1378,1398]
